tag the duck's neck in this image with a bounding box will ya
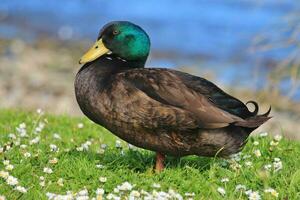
[77,54,147,93]
[80,54,146,74]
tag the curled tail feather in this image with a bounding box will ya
[246,100,259,116]
[235,104,272,128]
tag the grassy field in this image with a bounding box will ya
[0,109,299,200]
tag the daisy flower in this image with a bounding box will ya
[43,167,53,174]
[6,176,18,186]
[77,123,84,129]
[246,190,261,200]
[217,187,226,196]
[15,186,27,193]
[254,149,261,157]
[117,182,133,191]
[99,177,107,183]
[274,135,282,142]
[264,188,279,198]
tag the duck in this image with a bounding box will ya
[75,21,271,172]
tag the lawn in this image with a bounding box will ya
[0,109,299,200]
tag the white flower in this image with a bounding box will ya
[113,188,119,193]
[259,132,268,137]
[152,183,161,188]
[77,123,84,129]
[57,178,64,186]
[45,193,55,199]
[0,147,3,153]
[76,146,83,152]
[184,192,195,197]
[96,188,105,196]
[14,139,20,146]
[29,136,40,145]
[6,175,18,186]
[274,158,281,162]
[273,160,283,172]
[50,144,59,152]
[270,141,279,146]
[246,190,261,200]
[77,141,92,151]
[264,188,279,197]
[97,149,105,154]
[230,161,241,171]
[39,181,45,187]
[118,181,133,191]
[220,178,229,183]
[274,135,282,142]
[20,129,28,137]
[82,142,90,151]
[20,144,27,149]
[4,144,11,151]
[36,108,44,115]
[96,164,104,169]
[245,161,253,167]
[24,152,31,158]
[254,149,261,157]
[253,141,259,146]
[106,193,118,200]
[230,152,242,162]
[78,189,88,196]
[217,187,226,196]
[64,148,70,152]
[43,167,53,174]
[15,186,27,193]
[115,140,122,148]
[76,195,89,199]
[264,164,272,170]
[5,164,14,171]
[19,123,26,129]
[235,184,246,191]
[3,160,10,166]
[0,171,9,179]
[35,122,45,133]
[100,144,107,149]
[130,190,140,197]
[53,133,61,140]
[8,133,16,140]
[16,123,27,138]
[99,177,107,183]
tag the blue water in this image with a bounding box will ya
[0,0,299,100]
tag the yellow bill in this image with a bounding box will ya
[79,39,110,64]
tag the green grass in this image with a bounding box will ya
[0,109,299,199]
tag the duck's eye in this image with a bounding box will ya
[113,30,120,35]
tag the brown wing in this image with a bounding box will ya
[119,68,248,129]
[106,77,200,132]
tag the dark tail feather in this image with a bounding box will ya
[235,106,272,128]
[262,106,271,117]
[246,100,259,116]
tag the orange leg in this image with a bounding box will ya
[155,152,165,172]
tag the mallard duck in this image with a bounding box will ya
[75,21,271,172]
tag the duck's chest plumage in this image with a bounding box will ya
[75,58,129,128]
[75,57,155,146]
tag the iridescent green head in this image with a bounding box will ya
[79,21,150,64]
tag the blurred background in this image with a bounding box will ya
[0,0,299,139]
